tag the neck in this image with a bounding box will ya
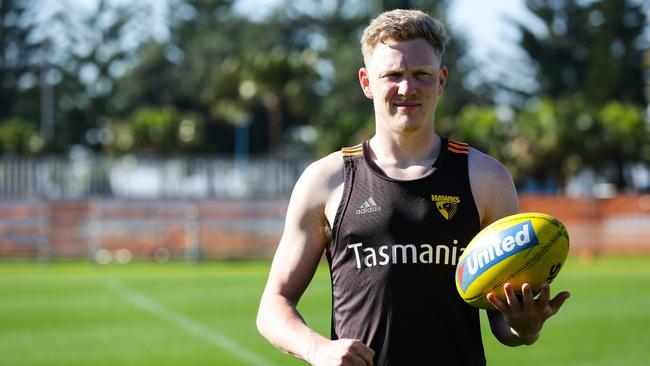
[368,127,441,169]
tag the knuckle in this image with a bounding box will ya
[339,354,357,365]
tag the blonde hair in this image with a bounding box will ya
[360,9,449,63]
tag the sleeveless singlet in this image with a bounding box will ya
[327,138,485,365]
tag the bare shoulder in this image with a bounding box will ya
[285,150,344,226]
[468,147,513,186]
[297,151,344,198]
[468,147,519,228]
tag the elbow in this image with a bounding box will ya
[256,299,271,339]
[492,327,540,347]
[488,310,538,347]
[256,306,266,337]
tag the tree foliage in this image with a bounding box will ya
[106,106,203,154]
[116,0,322,155]
[48,0,148,149]
[0,0,41,147]
[0,0,647,192]
[504,0,649,190]
[0,118,40,154]
[515,0,646,106]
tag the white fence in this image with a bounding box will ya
[0,155,310,199]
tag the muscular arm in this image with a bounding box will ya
[257,155,374,366]
[468,148,570,347]
[468,149,529,345]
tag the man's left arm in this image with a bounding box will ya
[468,148,570,346]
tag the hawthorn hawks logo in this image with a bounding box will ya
[431,194,461,220]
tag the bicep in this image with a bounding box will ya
[469,150,519,229]
[481,169,518,228]
[262,164,330,305]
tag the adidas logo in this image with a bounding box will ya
[356,197,382,215]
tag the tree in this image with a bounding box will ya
[106,106,203,154]
[0,118,41,153]
[49,0,147,150]
[505,0,649,191]
[513,0,646,106]
[0,0,41,142]
[287,0,371,155]
[116,0,322,156]
[510,97,591,189]
[596,101,649,190]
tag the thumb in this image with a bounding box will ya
[548,291,571,314]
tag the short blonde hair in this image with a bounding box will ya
[360,9,449,63]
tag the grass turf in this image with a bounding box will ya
[0,255,648,365]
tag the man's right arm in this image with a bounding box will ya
[256,155,374,366]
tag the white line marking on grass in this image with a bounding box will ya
[104,277,279,366]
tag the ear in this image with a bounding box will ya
[359,67,373,99]
[437,66,448,95]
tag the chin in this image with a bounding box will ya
[390,117,427,133]
[391,122,424,133]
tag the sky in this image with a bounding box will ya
[446,0,545,97]
[447,0,544,62]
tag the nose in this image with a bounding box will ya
[397,77,416,96]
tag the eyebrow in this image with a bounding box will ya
[380,65,436,75]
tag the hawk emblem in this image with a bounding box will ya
[431,194,461,220]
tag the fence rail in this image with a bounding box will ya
[0,155,310,199]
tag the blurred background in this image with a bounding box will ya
[1,0,649,365]
[0,0,648,261]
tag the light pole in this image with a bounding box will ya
[40,39,55,141]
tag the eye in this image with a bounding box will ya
[415,72,433,80]
[382,72,401,79]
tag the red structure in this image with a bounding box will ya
[1,195,649,261]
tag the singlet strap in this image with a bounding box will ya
[447,139,469,155]
[331,143,362,258]
[341,143,364,158]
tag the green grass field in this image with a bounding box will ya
[1,255,649,366]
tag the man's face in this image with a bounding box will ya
[359,38,447,134]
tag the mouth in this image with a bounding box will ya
[394,101,421,110]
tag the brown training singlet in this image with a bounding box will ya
[327,138,485,365]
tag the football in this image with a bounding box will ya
[455,212,569,309]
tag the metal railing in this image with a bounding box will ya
[0,155,311,199]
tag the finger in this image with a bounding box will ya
[364,355,374,366]
[487,292,509,313]
[521,283,534,308]
[341,341,368,366]
[351,341,374,366]
[347,354,368,366]
[360,348,374,366]
[548,291,571,314]
[355,355,370,366]
[537,282,550,307]
[503,283,520,310]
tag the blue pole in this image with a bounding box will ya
[235,124,250,168]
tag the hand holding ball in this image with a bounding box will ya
[455,213,569,309]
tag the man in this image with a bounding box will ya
[257,9,570,366]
